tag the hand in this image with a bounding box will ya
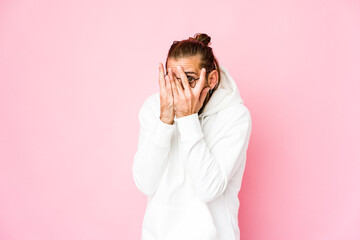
[158,63,175,125]
[168,66,210,118]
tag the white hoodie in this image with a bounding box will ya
[132,65,252,240]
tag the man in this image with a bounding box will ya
[133,57,252,240]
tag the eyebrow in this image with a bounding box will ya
[184,71,198,75]
[166,70,197,76]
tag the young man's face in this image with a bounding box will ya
[166,55,209,90]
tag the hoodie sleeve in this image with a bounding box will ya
[132,95,176,196]
[176,105,252,203]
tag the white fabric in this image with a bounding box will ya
[132,65,252,240]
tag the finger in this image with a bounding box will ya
[176,65,191,93]
[165,75,173,97]
[199,87,210,107]
[159,63,166,93]
[173,71,184,94]
[169,68,178,96]
[195,68,207,95]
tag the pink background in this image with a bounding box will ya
[1,0,359,239]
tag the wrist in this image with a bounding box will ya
[160,116,174,125]
[176,112,195,119]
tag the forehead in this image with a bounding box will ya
[167,55,201,73]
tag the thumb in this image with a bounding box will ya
[199,87,210,106]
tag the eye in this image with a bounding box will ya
[187,76,195,82]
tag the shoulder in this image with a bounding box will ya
[138,92,160,123]
[139,92,159,112]
[219,103,252,123]
[215,103,252,136]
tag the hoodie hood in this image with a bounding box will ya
[199,65,244,117]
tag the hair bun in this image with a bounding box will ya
[193,33,211,47]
